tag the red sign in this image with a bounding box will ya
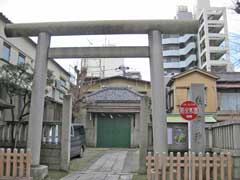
[179,100,198,121]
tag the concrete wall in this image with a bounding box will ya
[131,113,140,148]
[85,113,97,147]
[0,20,35,65]
[40,145,61,170]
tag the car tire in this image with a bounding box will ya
[80,146,84,158]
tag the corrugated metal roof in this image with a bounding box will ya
[216,72,240,82]
[217,83,240,88]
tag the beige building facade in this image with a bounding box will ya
[167,68,219,113]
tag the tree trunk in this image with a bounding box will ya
[9,97,15,149]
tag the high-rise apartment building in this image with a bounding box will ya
[164,0,233,76]
[163,6,197,76]
[81,57,124,78]
[196,0,233,73]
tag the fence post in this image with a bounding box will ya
[147,152,152,180]
[19,149,24,177]
[6,148,11,177]
[169,152,174,180]
[227,153,232,180]
[184,152,188,180]
[220,152,224,180]
[12,149,17,177]
[176,152,181,180]
[26,149,31,178]
[191,152,196,180]
[206,152,210,180]
[154,152,159,180]
[0,148,3,176]
[198,152,203,180]
[162,152,166,180]
[213,152,218,180]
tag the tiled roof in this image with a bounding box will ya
[94,76,150,84]
[216,72,240,82]
[87,87,143,103]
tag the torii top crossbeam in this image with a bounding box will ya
[5,19,199,37]
[3,19,200,168]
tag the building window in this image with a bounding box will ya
[2,42,11,61]
[59,78,66,88]
[59,91,64,100]
[18,53,25,64]
[52,87,56,99]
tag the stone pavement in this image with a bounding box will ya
[62,149,138,180]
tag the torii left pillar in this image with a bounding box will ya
[28,32,50,179]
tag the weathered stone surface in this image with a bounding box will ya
[30,165,48,180]
[40,147,61,170]
[189,84,206,153]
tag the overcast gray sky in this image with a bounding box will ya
[1,0,239,80]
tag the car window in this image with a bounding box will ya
[79,126,85,135]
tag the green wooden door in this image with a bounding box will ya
[97,113,131,148]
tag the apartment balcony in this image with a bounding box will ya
[162,34,195,45]
[210,46,228,60]
[206,8,224,20]
[164,54,196,69]
[208,21,224,33]
[208,33,226,46]
[209,59,229,68]
[163,42,196,56]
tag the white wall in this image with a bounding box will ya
[0,17,70,103]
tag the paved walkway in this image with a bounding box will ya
[62,149,138,180]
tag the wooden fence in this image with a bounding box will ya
[0,148,31,179]
[209,120,240,150]
[146,152,232,180]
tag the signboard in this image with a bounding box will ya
[179,100,198,121]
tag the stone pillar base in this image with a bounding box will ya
[30,165,48,180]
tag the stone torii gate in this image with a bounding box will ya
[4,20,198,169]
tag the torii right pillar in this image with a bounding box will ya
[148,30,168,155]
